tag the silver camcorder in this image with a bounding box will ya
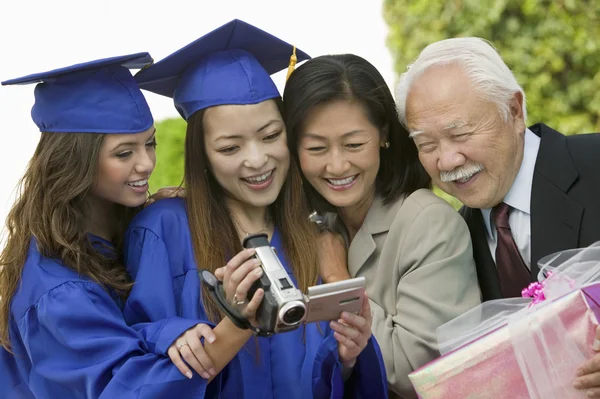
[243,233,365,334]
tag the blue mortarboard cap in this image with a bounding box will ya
[1,52,154,134]
[135,19,310,120]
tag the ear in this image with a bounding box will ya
[379,124,389,146]
[509,91,525,130]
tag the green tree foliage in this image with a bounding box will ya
[384,0,600,134]
[384,0,600,209]
[148,117,187,193]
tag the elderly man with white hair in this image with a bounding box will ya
[395,37,600,396]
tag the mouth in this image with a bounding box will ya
[127,178,148,187]
[126,178,149,193]
[324,174,358,191]
[241,169,275,190]
[451,170,480,186]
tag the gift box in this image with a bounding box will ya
[409,243,600,399]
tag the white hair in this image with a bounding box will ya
[395,37,527,127]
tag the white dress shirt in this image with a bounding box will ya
[481,128,541,269]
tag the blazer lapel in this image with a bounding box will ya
[347,195,405,277]
[529,124,583,276]
[348,228,376,276]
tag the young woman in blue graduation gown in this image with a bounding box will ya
[122,19,388,399]
[0,53,220,398]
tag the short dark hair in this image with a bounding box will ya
[283,53,431,210]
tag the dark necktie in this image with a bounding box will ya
[491,202,531,298]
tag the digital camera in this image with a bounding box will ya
[199,233,365,336]
[243,233,308,333]
[244,233,366,334]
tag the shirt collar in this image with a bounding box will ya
[481,128,541,238]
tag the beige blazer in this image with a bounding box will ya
[347,189,481,398]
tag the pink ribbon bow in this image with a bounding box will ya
[521,271,555,305]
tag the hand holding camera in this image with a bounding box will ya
[330,290,373,368]
[214,248,265,329]
[202,233,366,337]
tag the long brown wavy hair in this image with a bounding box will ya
[0,132,136,351]
[184,99,320,323]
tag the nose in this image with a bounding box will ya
[243,144,268,170]
[436,141,466,172]
[134,148,155,175]
[324,147,351,176]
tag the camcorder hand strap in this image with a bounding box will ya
[198,269,274,337]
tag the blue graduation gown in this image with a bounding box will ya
[0,234,228,398]
[123,198,388,399]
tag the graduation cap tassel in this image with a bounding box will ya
[286,46,297,81]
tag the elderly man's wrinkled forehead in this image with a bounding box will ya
[404,64,481,132]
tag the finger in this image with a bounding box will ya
[225,248,256,270]
[578,354,600,377]
[574,370,600,390]
[227,258,261,299]
[222,249,254,284]
[333,331,358,349]
[330,320,361,341]
[185,328,215,374]
[340,311,367,330]
[214,267,225,281]
[242,288,264,318]
[174,187,186,198]
[234,267,263,302]
[584,387,600,398]
[169,187,184,198]
[167,346,193,379]
[361,292,372,322]
[224,250,257,295]
[159,186,181,197]
[594,325,600,351]
[228,258,261,285]
[186,330,215,377]
[196,323,216,344]
[179,345,211,379]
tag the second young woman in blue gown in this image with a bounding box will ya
[122,20,388,398]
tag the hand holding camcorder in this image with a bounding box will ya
[199,233,366,337]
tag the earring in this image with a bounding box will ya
[382,141,390,149]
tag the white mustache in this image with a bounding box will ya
[440,163,484,183]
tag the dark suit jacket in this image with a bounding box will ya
[460,123,600,301]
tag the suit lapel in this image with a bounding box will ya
[348,228,376,276]
[529,124,583,276]
[460,206,503,300]
[347,194,406,277]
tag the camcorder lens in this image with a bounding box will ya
[282,306,305,325]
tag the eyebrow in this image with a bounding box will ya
[408,130,424,139]
[111,128,156,151]
[256,119,281,133]
[443,120,467,130]
[303,130,366,140]
[408,120,468,139]
[214,120,282,141]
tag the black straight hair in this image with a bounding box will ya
[283,53,431,212]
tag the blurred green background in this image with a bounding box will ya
[150,0,600,210]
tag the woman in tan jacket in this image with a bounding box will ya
[283,54,482,398]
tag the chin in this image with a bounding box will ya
[321,193,358,209]
[457,195,492,209]
[245,197,278,208]
[119,196,148,208]
[240,189,280,208]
